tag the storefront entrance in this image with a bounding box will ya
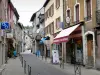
[66,38,83,64]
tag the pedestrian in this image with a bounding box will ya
[13,50,17,58]
[35,51,37,57]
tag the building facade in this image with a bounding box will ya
[24,33,32,51]
[0,0,8,74]
[30,7,45,55]
[96,0,100,70]
[44,0,64,58]
[43,0,98,69]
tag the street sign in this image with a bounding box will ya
[1,22,10,29]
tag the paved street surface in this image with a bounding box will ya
[4,54,100,75]
[22,54,73,75]
[5,58,25,75]
[38,56,100,75]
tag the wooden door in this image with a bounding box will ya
[87,40,93,57]
[87,39,94,67]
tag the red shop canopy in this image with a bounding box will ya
[53,24,80,44]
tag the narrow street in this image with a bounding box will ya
[1,0,100,75]
[22,54,72,75]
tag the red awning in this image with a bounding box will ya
[53,24,80,43]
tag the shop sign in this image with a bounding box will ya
[54,37,68,43]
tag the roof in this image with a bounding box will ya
[30,12,36,21]
[8,0,15,11]
[43,0,50,7]
[14,8,19,20]
[18,22,24,29]
[8,0,19,20]
[30,7,44,22]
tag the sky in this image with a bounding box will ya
[11,0,46,26]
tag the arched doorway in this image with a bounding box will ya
[85,31,95,68]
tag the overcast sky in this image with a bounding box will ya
[11,0,46,26]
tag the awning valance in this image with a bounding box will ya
[53,24,80,43]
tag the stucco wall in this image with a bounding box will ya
[96,30,100,69]
[45,0,63,34]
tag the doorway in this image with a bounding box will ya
[87,34,94,67]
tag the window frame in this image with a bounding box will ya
[56,17,61,29]
[74,3,80,24]
[86,0,92,21]
[51,4,54,17]
[56,0,60,9]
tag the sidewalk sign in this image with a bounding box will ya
[52,50,60,64]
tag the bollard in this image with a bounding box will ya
[24,60,26,74]
[0,72,2,75]
[22,56,23,67]
[28,65,31,75]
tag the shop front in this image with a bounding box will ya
[40,36,50,57]
[53,24,84,64]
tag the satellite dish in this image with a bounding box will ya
[66,17,70,24]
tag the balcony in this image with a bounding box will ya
[96,10,100,25]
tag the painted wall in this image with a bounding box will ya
[45,0,63,34]
[8,4,14,29]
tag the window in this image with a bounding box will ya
[45,4,54,20]
[75,4,79,23]
[49,7,51,17]
[86,0,91,21]
[56,0,60,9]
[45,12,47,20]
[50,22,54,34]
[66,9,70,26]
[47,10,49,18]
[56,17,61,29]
[47,26,49,34]
[45,27,47,35]
[51,4,54,17]
[67,10,70,18]
[49,24,51,34]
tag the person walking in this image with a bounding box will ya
[13,50,17,58]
